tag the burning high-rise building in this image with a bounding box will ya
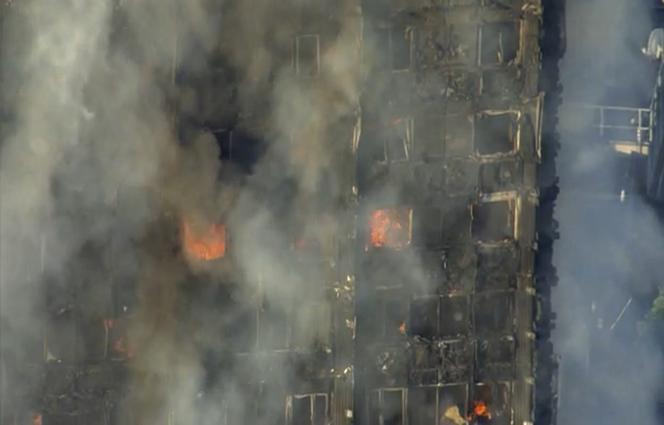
[0,1,561,425]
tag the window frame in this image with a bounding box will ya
[286,393,330,425]
[383,118,414,163]
[295,34,321,77]
[369,388,408,425]
[389,26,414,72]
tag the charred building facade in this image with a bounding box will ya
[0,1,559,425]
[356,2,548,425]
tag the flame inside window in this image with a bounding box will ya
[469,400,492,421]
[32,414,42,425]
[369,208,412,249]
[181,219,227,261]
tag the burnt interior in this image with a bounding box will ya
[475,114,516,155]
[480,23,519,66]
[480,160,523,192]
[296,35,320,77]
[472,200,514,242]
[390,26,412,71]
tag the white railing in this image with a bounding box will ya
[575,104,652,153]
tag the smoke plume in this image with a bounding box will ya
[0,0,363,422]
[555,1,664,424]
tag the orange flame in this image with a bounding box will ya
[32,414,42,425]
[470,401,491,420]
[398,321,407,335]
[181,219,226,261]
[369,208,411,249]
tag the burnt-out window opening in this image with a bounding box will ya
[474,293,512,335]
[258,296,290,350]
[295,35,320,77]
[80,319,108,362]
[480,23,519,65]
[360,125,389,164]
[418,251,447,286]
[369,389,406,425]
[475,113,516,155]
[444,71,479,101]
[412,207,443,248]
[476,247,518,291]
[480,70,518,97]
[366,290,409,340]
[384,295,409,338]
[439,296,470,338]
[372,28,391,69]
[44,314,78,363]
[410,297,438,339]
[257,384,287,425]
[476,338,515,381]
[409,385,469,425]
[472,200,514,241]
[444,246,477,294]
[76,365,117,398]
[441,341,472,383]
[390,26,413,71]
[443,114,474,157]
[287,394,328,425]
[212,129,233,160]
[213,130,265,173]
[413,113,443,159]
[44,363,75,397]
[412,343,440,385]
[441,203,473,246]
[446,159,479,196]
[479,161,522,193]
[220,394,254,425]
[477,246,518,274]
[476,271,516,292]
[226,304,258,353]
[446,24,478,65]
[409,387,437,425]
[291,302,331,348]
[107,316,134,361]
[384,118,413,162]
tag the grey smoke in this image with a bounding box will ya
[555,1,664,424]
[0,0,364,422]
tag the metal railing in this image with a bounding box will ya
[575,104,652,153]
